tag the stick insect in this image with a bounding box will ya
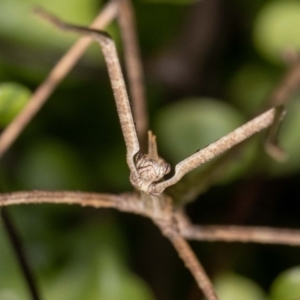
[34,8,285,197]
[1,1,300,300]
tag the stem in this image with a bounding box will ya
[1,208,41,300]
[118,0,148,149]
[165,230,219,300]
[0,191,126,209]
[181,225,300,246]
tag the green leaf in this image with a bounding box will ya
[253,1,300,64]
[140,0,197,5]
[214,272,266,300]
[270,266,300,300]
[0,82,31,127]
[0,0,99,50]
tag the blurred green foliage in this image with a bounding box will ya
[0,0,300,299]
[155,98,246,163]
[227,63,277,116]
[141,0,197,5]
[0,0,99,50]
[0,223,31,300]
[266,96,300,176]
[253,1,300,64]
[0,83,31,127]
[0,216,155,300]
[213,272,266,300]
[270,266,300,300]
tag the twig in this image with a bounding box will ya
[117,0,148,149]
[268,56,300,107]
[0,190,165,219]
[3,189,300,299]
[1,208,41,300]
[180,224,300,246]
[157,219,219,300]
[264,106,286,161]
[0,1,118,160]
[35,9,141,176]
[0,190,127,209]
[170,237,218,300]
[0,189,219,299]
[153,107,280,194]
[263,55,300,161]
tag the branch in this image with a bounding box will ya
[1,208,41,300]
[0,190,133,210]
[181,224,300,246]
[118,0,148,149]
[0,1,118,160]
[0,190,220,298]
[3,190,300,298]
[263,54,300,160]
[264,105,286,160]
[268,55,300,107]
[157,220,219,300]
